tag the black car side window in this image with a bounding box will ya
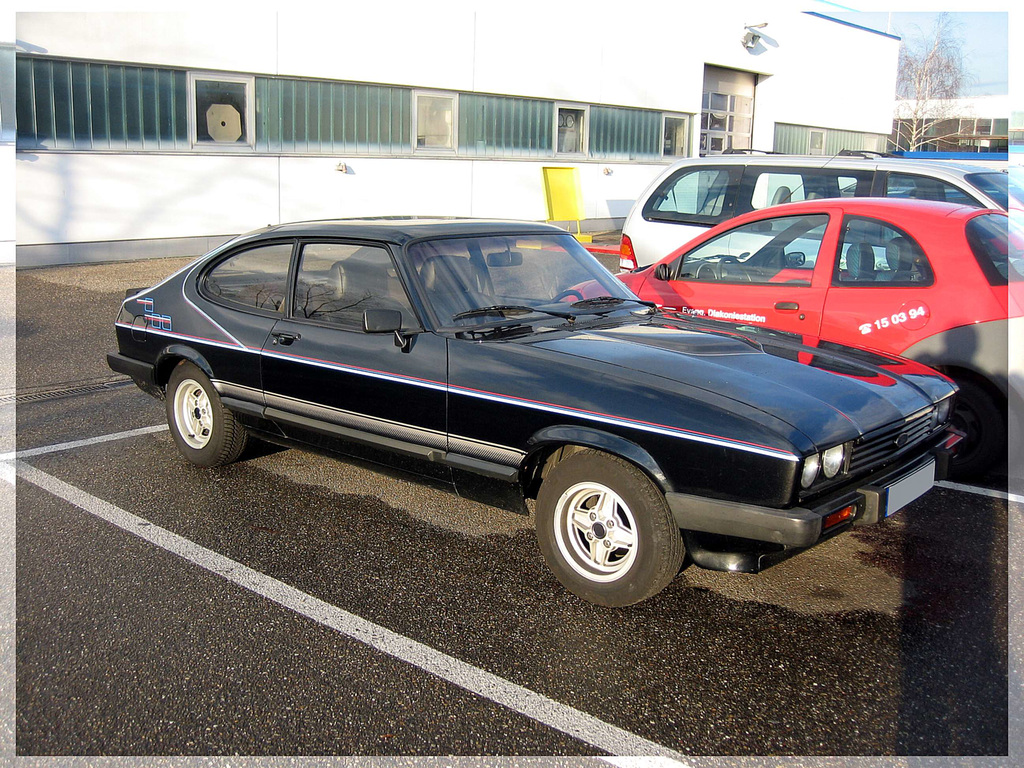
[203,243,293,313]
[293,242,416,329]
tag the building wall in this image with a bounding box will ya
[14,7,901,264]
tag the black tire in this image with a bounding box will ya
[165,360,248,467]
[949,377,1006,480]
[535,450,684,607]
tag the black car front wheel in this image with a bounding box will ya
[536,450,684,606]
[166,360,248,467]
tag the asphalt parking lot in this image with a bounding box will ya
[8,256,1017,760]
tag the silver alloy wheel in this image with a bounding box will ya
[553,481,638,582]
[173,377,214,450]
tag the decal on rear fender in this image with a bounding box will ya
[859,302,930,336]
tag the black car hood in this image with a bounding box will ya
[525,317,953,449]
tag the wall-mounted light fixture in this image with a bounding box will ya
[742,22,768,49]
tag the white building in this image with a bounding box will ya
[13,8,901,266]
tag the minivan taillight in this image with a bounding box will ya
[619,234,638,271]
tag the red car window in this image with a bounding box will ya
[965,213,1016,286]
[833,216,933,287]
[671,214,828,286]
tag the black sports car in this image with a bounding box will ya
[108,218,961,606]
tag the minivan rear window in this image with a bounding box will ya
[643,167,743,225]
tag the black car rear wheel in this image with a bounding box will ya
[535,450,684,606]
[166,360,248,467]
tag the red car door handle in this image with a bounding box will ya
[775,302,800,312]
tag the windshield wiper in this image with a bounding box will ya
[570,296,657,311]
[451,305,575,322]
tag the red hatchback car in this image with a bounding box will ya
[618,198,1021,479]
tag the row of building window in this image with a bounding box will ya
[16,56,693,161]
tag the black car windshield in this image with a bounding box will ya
[406,233,638,325]
[965,171,1022,211]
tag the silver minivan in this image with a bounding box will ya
[619,154,1018,269]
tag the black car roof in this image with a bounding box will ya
[242,217,568,246]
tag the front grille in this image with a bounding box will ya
[849,407,934,475]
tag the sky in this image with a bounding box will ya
[826,11,1009,97]
[811,0,1011,99]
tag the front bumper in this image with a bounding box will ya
[666,431,959,553]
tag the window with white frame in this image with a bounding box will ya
[809,129,826,155]
[415,91,456,150]
[556,105,587,155]
[663,115,691,157]
[190,72,254,148]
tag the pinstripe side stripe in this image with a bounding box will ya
[132,326,799,462]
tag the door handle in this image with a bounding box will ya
[774,301,800,312]
[271,331,301,346]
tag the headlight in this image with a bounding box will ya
[822,444,846,478]
[801,453,821,488]
[934,397,953,426]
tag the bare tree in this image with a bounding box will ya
[892,13,971,151]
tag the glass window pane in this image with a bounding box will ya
[886,173,981,207]
[676,214,828,286]
[652,168,737,217]
[663,116,689,156]
[32,59,54,148]
[835,217,933,286]
[51,60,72,146]
[204,243,293,312]
[196,79,247,144]
[965,214,1017,284]
[557,107,585,153]
[15,57,37,146]
[751,172,806,209]
[121,67,141,148]
[142,69,158,144]
[417,94,454,149]
[294,243,414,328]
[70,62,92,143]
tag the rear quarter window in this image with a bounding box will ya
[833,216,933,287]
[202,242,293,313]
[884,172,982,207]
[965,213,1017,285]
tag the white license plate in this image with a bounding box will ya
[885,460,935,518]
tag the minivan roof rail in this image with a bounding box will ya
[836,149,895,159]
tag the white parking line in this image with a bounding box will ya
[14,459,690,762]
[935,480,1023,505]
[6,424,1015,759]
[0,424,168,464]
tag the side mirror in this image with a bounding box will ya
[363,308,403,333]
[363,308,411,350]
[654,263,673,282]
